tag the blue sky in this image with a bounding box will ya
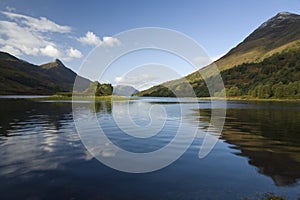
[0,0,300,89]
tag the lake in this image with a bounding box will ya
[0,98,299,199]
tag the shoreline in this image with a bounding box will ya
[0,95,137,101]
[196,96,300,102]
[0,94,299,102]
[32,95,137,101]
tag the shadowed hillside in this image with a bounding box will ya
[0,52,90,94]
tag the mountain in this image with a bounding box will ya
[215,12,300,71]
[113,85,139,96]
[0,52,90,94]
[40,59,90,92]
[137,12,300,98]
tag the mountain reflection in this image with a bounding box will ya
[0,99,94,179]
[199,104,300,186]
[0,99,112,136]
[0,99,71,136]
[0,99,111,176]
[1,99,300,189]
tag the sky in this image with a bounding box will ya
[0,0,300,89]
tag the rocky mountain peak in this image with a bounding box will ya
[54,59,63,65]
[40,58,65,69]
[258,12,300,29]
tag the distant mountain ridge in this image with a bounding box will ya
[0,52,90,94]
[137,12,300,98]
[113,85,139,96]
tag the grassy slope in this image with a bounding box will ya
[136,12,300,99]
[137,46,300,98]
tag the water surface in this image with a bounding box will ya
[0,98,299,199]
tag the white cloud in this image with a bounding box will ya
[115,76,123,83]
[77,31,101,46]
[102,36,121,47]
[114,74,167,91]
[0,12,81,61]
[67,48,82,58]
[77,32,121,47]
[112,64,182,91]
[0,11,120,62]
[0,45,21,56]
[0,21,49,47]
[0,20,53,56]
[2,11,71,33]
[115,74,158,85]
[40,45,60,58]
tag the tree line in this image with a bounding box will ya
[219,47,300,99]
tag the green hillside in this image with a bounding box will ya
[220,47,300,98]
[213,12,300,71]
[137,46,300,99]
[136,12,300,99]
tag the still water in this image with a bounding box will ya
[0,98,299,199]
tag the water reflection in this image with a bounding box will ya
[0,99,299,199]
[0,99,71,136]
[0,99,93,178]
[0,99,113,136]
[199,101,300,186]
